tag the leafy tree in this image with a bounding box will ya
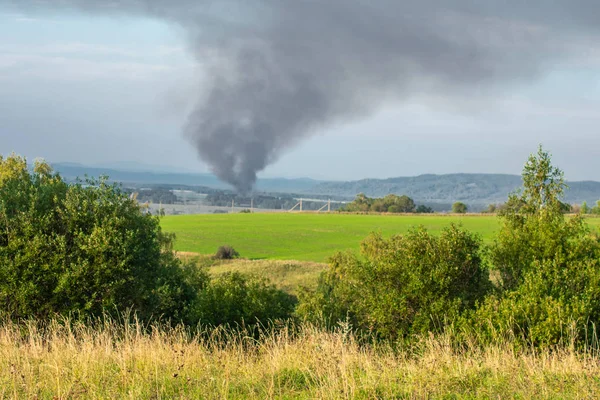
[559,201,573,214]
[474,146,600,346]
[0,154,298,329]
[297,225,490,340]
[343,193,416,213]
[581,201,589,214]
[416,205,434,213]
[343,193,372,212]
[384,194,416,213]
[592,200,600,215]
[452,202,468,214]
[490,145,578,290]
[0,154,203,322]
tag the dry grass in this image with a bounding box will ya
[208,259,327,294]
[176,253,326,294]
[1,319,600,399]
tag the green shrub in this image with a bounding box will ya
[592,200,600,215]
[471,146,600,347]
[214,245,240,260]
[416,205,434,213]
[342,193,416,213]
[0,155,206,322]
[191,272,297,326]
[469,255,600,348]
[452,202,468,214]
[297,224,491,340]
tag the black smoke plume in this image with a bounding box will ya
[2,1,599,192]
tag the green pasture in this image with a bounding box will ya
[162,213,600,262]
[161,213,599,262]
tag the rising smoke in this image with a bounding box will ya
[2,1,600,192]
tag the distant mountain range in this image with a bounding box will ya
[51,163,321,193]
[51,163,600,207]
[310,174,600,205]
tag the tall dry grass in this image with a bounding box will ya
[1,318,600,399]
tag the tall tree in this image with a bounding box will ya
[452,202,468,214]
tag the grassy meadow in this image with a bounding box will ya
[5,212,600,399]
[162,213,502,262]
[162,213,600,262]
[206,259,326,295]
[3,319,600,399]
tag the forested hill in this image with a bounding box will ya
[51,163,600,205]
[51,163,320,193]
[309,174,600,204]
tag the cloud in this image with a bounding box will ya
[0,53,189,82]
[2,0,600,192]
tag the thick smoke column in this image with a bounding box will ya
[3,1,600,192]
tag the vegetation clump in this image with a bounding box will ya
[299,146,600,348]
[0,155,292,328]
[2,146,600,352]
[297,224,491,339]
[452,201,468,213]
[471,146,600,346]
[0,155,196,322]
[415,204,434,213]
[342,193,419,213]
[3,318,600,398]
[214,245,240,260]
[192,272,297,326]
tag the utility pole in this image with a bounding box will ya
[232,198,234,211]
[300,198,303,212]
[251,198,254,213]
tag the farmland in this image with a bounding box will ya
[161,213,600,262]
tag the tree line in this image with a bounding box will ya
[341,193,435,213]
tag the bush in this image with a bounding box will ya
[592,200,600,215]
[452,202,468,214]
[191,272,297,326]
[297,224,491,340]
[0,155,204,322]
[472,146,600,347]
[214,245,240,260]
[342,193,416,213]
[416,205,434,213]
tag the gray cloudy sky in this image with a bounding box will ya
[0,1,599,187]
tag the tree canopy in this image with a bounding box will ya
[342,193,418,213]
[0,154,295,326]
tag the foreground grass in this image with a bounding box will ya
[2,319,600,399]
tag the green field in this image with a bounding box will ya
[162,213,600,262]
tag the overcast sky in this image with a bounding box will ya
[1,4,599,183]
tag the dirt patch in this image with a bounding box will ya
[176,251,202,258]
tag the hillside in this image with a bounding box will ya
[51,163,321,193]
[51,163,600,206]
[309,173,600,205]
